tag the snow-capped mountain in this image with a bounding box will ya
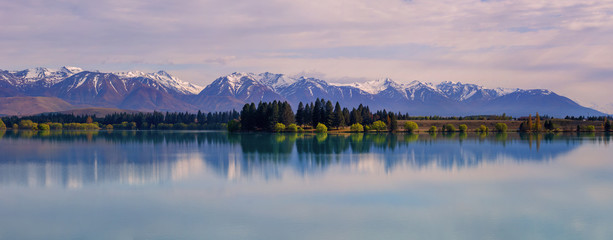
[258,72,295,90]
[0,67,605,117]
[115,70,203,96]
[195,73,604,116]
[278,77,374,107]
[7,67,83,89]
[0,67,199,112]
[190,72,285,111]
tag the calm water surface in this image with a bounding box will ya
[0,130,611,240]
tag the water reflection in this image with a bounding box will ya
[0,130,610,187]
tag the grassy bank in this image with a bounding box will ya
[289,119,609,133]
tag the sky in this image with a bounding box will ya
[1,0,612,113]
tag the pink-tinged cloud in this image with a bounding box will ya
[1,0,612,113]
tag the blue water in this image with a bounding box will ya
[0,130,611,239]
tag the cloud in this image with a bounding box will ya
[1,0,612,113]
[203,56,237,65]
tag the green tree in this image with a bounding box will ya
[38,123,50,131]
[527,114,533,132]
[49,122,63,130]
[535,112,541,132]
[459,124,468,132]
[227,119,241,132]
[274,123,286,132]
[584,125,596,132]
[19,120,38,130]
[316,123,328,133]
[443,124,456,132]
[604,118,611,132]
[404,121,418,132]
[286,123,298,132]
[0,119,6,130]
[477,125,489,133]
[350,123,364,132]
[371,120,387,132]
[544,120,554,131]
[428,126,437,133]
[494,123,508,132]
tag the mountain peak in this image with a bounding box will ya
[60,66,83,74]
[155,70,171,77]
[115,71,146,78]
[352,78,401,94]
[257,72,295,89]
[114,70,203,95]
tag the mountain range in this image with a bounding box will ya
[0,67,605,117]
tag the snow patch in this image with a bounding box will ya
[116,70,204,95]
[494,87,520,96]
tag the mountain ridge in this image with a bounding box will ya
[0,67,606,117]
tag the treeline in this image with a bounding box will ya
[236,100,612,133]
[100,111,239,129]
[564,116,610,121]
[520,113,611,132]
[0,110,239,130]
[400,114,514,121]
[238,99,399,132]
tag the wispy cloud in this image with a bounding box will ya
[1,0,612,113]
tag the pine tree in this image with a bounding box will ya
[535,112,541,132]
[304,103,312,126]
[240,104,252,130]
[312,99,321,127]
[325,100,334,126]
[332,102,344,129]
[296,102,304,126]
[527,114,533,132]
[269,101,280,130]
[605,118,611,132]
[389,113,398,132]
[342,108,350,127]
[256,102,268,129]
[350,108,361,125]
[364,106,373,124]
[280,102,294,125]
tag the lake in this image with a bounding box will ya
[0,130,611,240]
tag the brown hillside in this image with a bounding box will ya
[0,97,74,116]
[57,107,141,116]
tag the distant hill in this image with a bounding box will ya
[0,97,74,116]
[0,97,140,117]
[54,107,142,116]
[0,67,606,117]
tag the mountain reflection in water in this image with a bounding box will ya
[0,130,609,188]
